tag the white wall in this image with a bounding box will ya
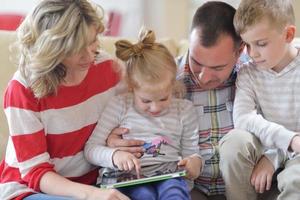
[1,0,299,38]
[1,0,39,14]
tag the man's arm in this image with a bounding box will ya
[106,127,144,157]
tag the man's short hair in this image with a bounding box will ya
[234,0,295,34]
[191,1,241,48]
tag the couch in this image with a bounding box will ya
[2,30,299,200]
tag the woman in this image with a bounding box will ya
[0,0,129,199]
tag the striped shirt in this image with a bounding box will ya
[84,93,200,173]
[176,52,242,195]
[0,57,119,200]
[234,52,300,166]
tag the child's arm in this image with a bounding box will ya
[84,95,126,168]
[233,65,296,153]
[179,100,204,178]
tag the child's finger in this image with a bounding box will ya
[132,158,141,178]
[177,158,187,166]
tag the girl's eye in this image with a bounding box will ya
[142,100,151,103]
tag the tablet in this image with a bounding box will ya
[97,164,186,189]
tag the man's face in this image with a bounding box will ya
[189,29,240,89]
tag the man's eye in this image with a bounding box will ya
[214,67,224,71]
[160,98,168,102]
[142,100,151,103]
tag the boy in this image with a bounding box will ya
[219,0,300,200]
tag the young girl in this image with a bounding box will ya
[84,29,203,200]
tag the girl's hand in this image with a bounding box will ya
[177,155,202,180]
[112,150,141,176]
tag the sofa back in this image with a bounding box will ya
[0,31,18,159]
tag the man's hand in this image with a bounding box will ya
[250,155,275,193]
[177,154,202,180]
[106,127,144,157]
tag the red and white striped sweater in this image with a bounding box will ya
[0,58,119,200]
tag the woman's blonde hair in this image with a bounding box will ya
[16,0,105,98]
[115,28,184,97]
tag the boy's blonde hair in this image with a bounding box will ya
[234,0,295,34]
[115,28,184,97]
[16,0,105,98]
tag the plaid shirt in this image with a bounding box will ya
[177,52,247,195]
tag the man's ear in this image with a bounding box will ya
[285,25,296,43]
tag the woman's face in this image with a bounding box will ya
[61,25,99,73]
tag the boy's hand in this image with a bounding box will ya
[250,155,275,193]
[107,127,144,158]
[177,154,202,180]
[112,150,141,177]
[290,135,300,153]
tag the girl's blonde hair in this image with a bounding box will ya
[16,0,105,98]
[115,28,185,97]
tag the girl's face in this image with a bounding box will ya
[133,82,173,117]
[61,25,99,73]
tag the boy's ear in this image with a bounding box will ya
[285,25,296,43]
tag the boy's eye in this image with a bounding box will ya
[257,41,267,47]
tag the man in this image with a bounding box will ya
[107,2,277,200]
[176,2,244,199]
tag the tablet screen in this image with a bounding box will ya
[97,163,186,189]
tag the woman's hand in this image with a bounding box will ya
[86,187,130,200]
[177,155,202,180]
[39,171,130,200]
[112,150,141,177]
[106,127,144,158]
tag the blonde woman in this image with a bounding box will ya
[84,29,203,200]
[0,0,129,200]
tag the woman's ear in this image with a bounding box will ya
[285,25,296,43]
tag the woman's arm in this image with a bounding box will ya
[39,171,130,200]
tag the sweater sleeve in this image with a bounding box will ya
[84,95,126,168]
[179,100,201,158]
[233,64,296,153]
[4,78,54,192]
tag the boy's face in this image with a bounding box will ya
[241,18,291,72]
[133,83,172,117]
